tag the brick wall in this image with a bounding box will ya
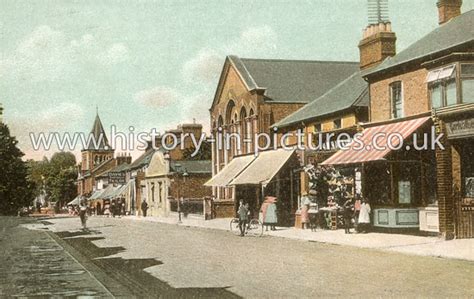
[370,68,429,122]
[170,174,212,199]
[435,120,455,239]
[359,31,396,70]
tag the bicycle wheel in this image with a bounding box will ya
[247,219,263,237]
[229,218,240,235]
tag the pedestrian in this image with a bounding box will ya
[358,197,371,233]
[116,199,122,218]
[264,196,278,231]
[343,197,354,234]
[237,200,249,236]
[300,192,310,229]
[78,199,88,230]
[354,194,361,229]
[111,200,116,218]
[141,200,148,217]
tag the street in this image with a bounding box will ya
[2,216,473,298]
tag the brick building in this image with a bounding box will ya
[144,123,212,217]
[324,0,473,238]
[207,55,359,220]
[273,70,369,227]
[77,112,131,197]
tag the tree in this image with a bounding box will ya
[0,123,34,215]
[182,141,212,161]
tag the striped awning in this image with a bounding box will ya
[320,116,431,166]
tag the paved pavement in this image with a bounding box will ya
[0,217,111,297]
[127,213,474,262]
[26,215,474,298]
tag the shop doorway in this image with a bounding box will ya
[455,140,474,238]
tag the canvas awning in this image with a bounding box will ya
[67,195,82,206]
[204,155,256,187]
[230,148,295,186]
[89,189,105,200]
[426,64,455,83]
[109,180,134,199]
[320,116,431,166]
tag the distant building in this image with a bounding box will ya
[144,123,212,217]
[77,112,131,197]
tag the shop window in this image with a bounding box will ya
[462,144,474,198]
[398,181,412,204]
[333,119,341,130]
[390,81,403,119]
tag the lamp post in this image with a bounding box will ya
[178,169,189,223]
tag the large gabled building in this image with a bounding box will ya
[207,55,360,219]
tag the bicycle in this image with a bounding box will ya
[229,217,263,237]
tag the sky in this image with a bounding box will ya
[1,0,473,160]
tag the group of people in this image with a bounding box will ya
[300,191,372,234]
[342,196,371,234]
[105,199,126,217]
[237,196,278,236]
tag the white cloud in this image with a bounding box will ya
[182,25,278,85]
[0,25,130,82]
[182,49,222,85]
[97,43,129,65]
[224,25,277,55]
[134,86,181,109]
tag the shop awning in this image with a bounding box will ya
[231,148,295,186]
[89,189,105,200]
[204,155,256,187]
[109,180,134,199]
[67,195,82,206]
[426,64,455,83]
[320,116,431,166]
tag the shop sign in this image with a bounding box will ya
[445,117,474,139]
[109,172,126,184]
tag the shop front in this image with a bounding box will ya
[436,106,474,238]
[321,116,438,232]
[205,148,299,225]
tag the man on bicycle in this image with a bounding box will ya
[237,200,249,236]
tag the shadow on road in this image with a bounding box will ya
[54,230,240,298]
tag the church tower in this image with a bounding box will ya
[80,111,115,173]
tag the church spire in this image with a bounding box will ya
[86,110,110,150]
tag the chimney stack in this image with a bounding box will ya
[437,0,462,25]
[358,0,396,70]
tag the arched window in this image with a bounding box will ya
[225,100,236,125]
[240,107,247,154]
[248,108,256,153]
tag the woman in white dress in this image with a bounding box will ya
[358,198,371,233]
